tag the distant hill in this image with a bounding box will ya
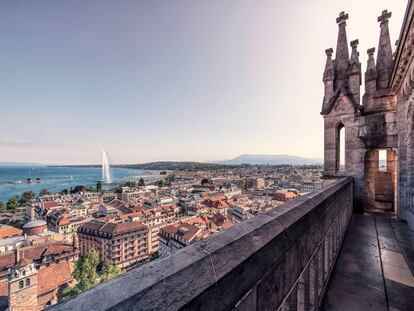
[217,154,323,165]
[117,162,239,171]
[0,162,50,167]
[57,159,323,171]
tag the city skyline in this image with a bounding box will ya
[0,0,407,164]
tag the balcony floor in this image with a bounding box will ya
[323,212,414,311]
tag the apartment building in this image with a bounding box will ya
[158,223,203,257]
[77,220,149,268]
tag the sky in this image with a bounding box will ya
[0,0,408,164]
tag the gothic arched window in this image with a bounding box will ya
[25,278,30,287]
[19,280,24,289]
[337,123,346,172]
[379,150,387,172]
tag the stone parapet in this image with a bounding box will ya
[49,178,353,311]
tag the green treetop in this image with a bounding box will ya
[19,191,36,206]
[6,196,19,210]
[73,249,99,291]
[102,261,123,281]
[138,177,145,187]
[39,188,51,196]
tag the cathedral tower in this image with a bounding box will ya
[8,251,38,311]
[321,11,398,213]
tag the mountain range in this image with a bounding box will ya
[217,154,323,165]
[0,154,323,168]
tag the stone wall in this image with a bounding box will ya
[390,1,414,230]
[49,178,353,311]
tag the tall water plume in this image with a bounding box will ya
[102,149,112,183]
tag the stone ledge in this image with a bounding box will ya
[49,177,352,311]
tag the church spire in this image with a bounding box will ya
[365,48,378,88]
[323,48,334,82]
[323,48,335,107]
[334,12,350,88]
[349,40,361,74]
[363,48,378,106]
[376,10,393,90]
[348,40,361,105]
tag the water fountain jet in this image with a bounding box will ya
[102,149,112,184]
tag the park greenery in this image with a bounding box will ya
[6,196,19,210]
[123,178,145,189]
[0,190,38,213]
[0,175,150,215]
[102,261,123,281]
[0,183,95,215]
[64,249,124,298]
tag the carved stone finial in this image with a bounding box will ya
[367,47,376,56]
[350,40,359,48]
[378,10,392,24]
[325,48,333,57]
[336,11,349,24]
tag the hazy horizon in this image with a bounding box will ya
[0,153,324,166]
[0,0,407,164]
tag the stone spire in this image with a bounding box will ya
[334,12,350,88]
[348,40,361,105]
[376,10,393,90]
[349,40,361,74]
[323,48,335,106]
[364,48,378,102]
[323,48,335,82]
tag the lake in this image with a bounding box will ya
[0,166,161,202]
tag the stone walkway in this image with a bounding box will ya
[322,212,414,311]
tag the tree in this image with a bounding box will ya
[0,202,5,212]
[124,181,137,188]
[138,178,145,187]
[73,249,99,292]
[102,261,123,281]
[63,286,82,298]
[39,188,50,196]
[156,178,169,188]
[6,196,19,210]
[96,181,102,192]
[19,191,36,206]
[59,189,68,195]
[71,185,87,194]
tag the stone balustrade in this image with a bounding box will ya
[50,177,353,311]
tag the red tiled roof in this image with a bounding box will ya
[80,220,147,235]
[0,243,76,270]
[222,221,234,230]
[43,201,60,209]
[121,211,142,219]
[160,223,200,243]
[0,227,22,239]
[186,217,207,227]
[58,217,71,226]
[37,261,73,294]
